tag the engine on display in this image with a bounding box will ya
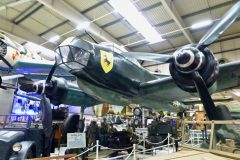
[33,78,68,106]
[169,44,219,93]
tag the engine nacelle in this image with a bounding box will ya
[34,78,68,105]
[169,44,219,92]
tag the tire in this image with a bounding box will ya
[133,107,142,116]
[127,149,132,153]
[215,104,232,120]
[26,149,33,159]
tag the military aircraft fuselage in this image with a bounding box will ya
[56,37,159,106]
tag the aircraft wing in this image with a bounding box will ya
[139,61,240,104]
[63,85,100,107]
[181,96,233,105]
[8,59,75,80]
[0,33,75,80]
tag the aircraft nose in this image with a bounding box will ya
[175,50,195,68]
[176,51,192,66]
[0,40,7,57]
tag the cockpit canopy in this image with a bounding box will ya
[55,37,93,71]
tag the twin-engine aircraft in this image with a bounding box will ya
[0,2,240,137]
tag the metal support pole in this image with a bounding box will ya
[182,119,185,144]
[142,107,144,128]
[209,121,215,150]
[143,135,145,156]
[133,144,136,160]
[96,140,99,160]
[80,106,84,119]
[172,137,175,152]
[168,133,170,153]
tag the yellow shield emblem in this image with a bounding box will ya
[100,50,113,73]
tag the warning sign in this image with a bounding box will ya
[67,133,86,148]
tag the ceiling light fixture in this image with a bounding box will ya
[48,35,60,43]
[191,20,212,29]
[109,0,164,44]
[77,22,90,30]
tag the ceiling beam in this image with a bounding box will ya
[37,0,124,46]
[13,2,43,24]
[0,0,32,11]
[156,32,240,55]
[0,16,56,49]
[160,0,195,43]
[82,0,109,14]
[39,20,69,36]
[140,2,162,12]
[115,1,235,41]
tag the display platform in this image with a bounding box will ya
[145,148,237,160]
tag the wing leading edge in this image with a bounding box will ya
[139,61,240,104]
[10,59,76,80]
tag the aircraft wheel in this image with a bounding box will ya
[215,104,232,120]
[133,107,142,116]
[133,119,141,127]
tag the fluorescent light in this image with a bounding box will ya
[48,35,60,42]
[77,22,90,30]
[191,20,212,29]
[109,0,164,44]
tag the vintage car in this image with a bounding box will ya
[0,115,53,159]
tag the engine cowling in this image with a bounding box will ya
[169,44,219,92]
[33,78,68,105]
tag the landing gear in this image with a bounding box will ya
[133,107,142,116]
[133,119,141,128]
[215,104,232,120]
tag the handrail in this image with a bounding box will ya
[28,154,77,160]
[136,143,175,154]
[145,135,169,145]
[67,145,96,160]
[67,133,175,160]
[184,120,240,125]
[182,119,240,159]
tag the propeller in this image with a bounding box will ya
[39,62,57,137]
[14,92,41,101]
[123,1,240,120]
[19,62,58,137]
[197,2,240,49]
[19,77,35,92]
[0,74,24,90]
[40,94,52,137]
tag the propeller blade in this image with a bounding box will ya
[1,74,24,81]
[192,71,217,120]
[40,94,52,137]
[123,52,173,63]
[46,62,57,83]
[15,93,41,101]
[19,83,35,93]
[0,86,7,90]
[18,77,34,85]
[198,1,240,49]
